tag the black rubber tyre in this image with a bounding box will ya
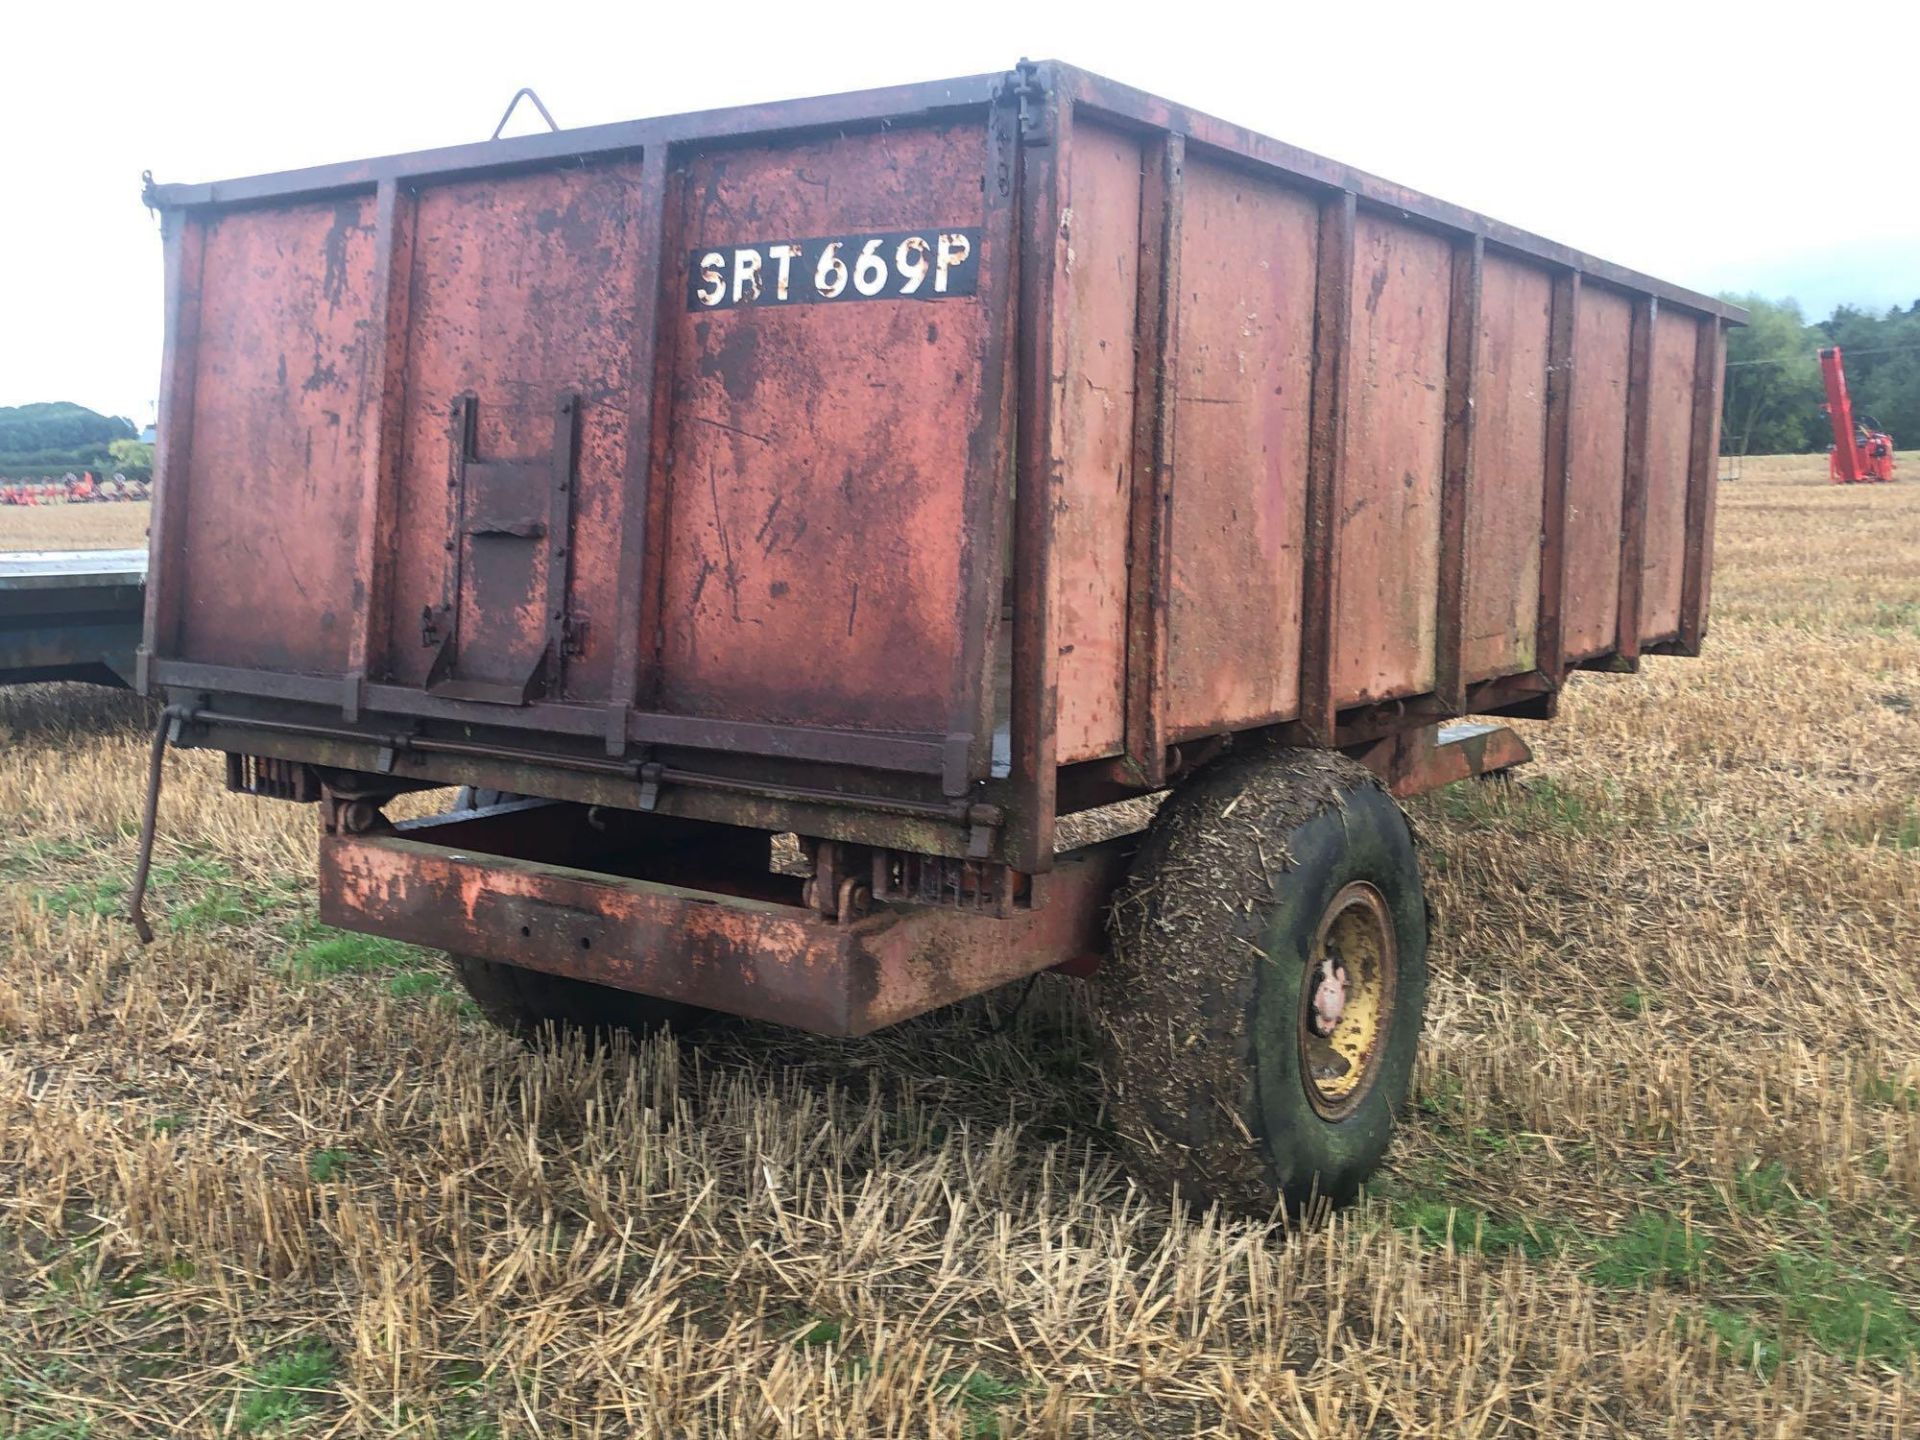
[1098,746,1428,1216]
[444,786,714,1044]
[447,952,712,1044]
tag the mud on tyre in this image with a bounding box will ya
[1098,745,1428,1216]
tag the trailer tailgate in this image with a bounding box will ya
[144,81,1018,790]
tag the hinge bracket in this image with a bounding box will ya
[1013,58,1051,148]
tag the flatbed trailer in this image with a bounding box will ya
[133,61,1741,1211]
[0,549,146,688]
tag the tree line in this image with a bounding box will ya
[0,401,151,477]
[1721,295,1919,457]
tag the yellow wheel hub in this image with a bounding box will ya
[1299,881,1398,1119]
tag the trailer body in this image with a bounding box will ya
[139,62,1741,1032]
[0,549,145,687]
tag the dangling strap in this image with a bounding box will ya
[128,704,187,944]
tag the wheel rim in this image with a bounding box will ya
[1298,881,1398,1120]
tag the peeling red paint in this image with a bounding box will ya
[319,821,1127,1036]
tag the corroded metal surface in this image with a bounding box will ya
[319,817,1128,1036]
[1464,257,1553,680]
[1673,321,1727,657]
[1330,212,1451,708]
[388,162,646,702]
[1161,161,1317,742]
[173,197,376,675]
[1641,308,1703,640]
[1049,120,1139,763]
[1563,286,1634,662]
[654,123,1005,741]
[1353,720,1535,799]
[143,60,1738,869]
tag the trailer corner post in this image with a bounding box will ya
[1678,317,1728,653]
[1611,293,1657,670]
[1121,129,1184,791]
[1008,65,1072,874]
[1301,189,1358,746]
[1434,233,1485,714]
[1536,270,1581,686]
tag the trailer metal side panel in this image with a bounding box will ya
[384,161,646,702]
[1051,121,1141,763]
[1163,160,1317,740]
[1464,255,1552,679]
[176,199,377,674]
[1564,286,1634,662]
[154,95,1015,787]
[1332,213,1451,707]
[655,122,1006,743]
[1641,308,1700,641]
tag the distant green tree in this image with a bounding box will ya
[0,401,135,457]
[0,402,138,475]
[108,437,155,472]
[1719,295,1821,457]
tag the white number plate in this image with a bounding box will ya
[688,229,981,311]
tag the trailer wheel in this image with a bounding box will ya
[447,953,711,1044]
[1098,747,1427,1216]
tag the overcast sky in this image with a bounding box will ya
[5,0,1915,424]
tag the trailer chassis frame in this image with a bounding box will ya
[298,720,1530,1031]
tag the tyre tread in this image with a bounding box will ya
[1098,745,1426,1214]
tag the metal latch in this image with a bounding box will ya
[963,801,1003,861]
[636,762,663,812]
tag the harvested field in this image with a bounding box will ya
[0,501,151,553]
[0,453,1916,1436]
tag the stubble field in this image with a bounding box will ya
[0,456,1917,1437]
[0,502,150,553]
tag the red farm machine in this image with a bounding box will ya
[1819,346,1896,484]
[0,473,152,505]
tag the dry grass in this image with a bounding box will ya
[1,454,1917,1437]
[0,501,151,552]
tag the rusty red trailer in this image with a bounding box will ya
[136,61,1741,1212]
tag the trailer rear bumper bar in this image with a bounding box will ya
[318,815,1128,1037]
